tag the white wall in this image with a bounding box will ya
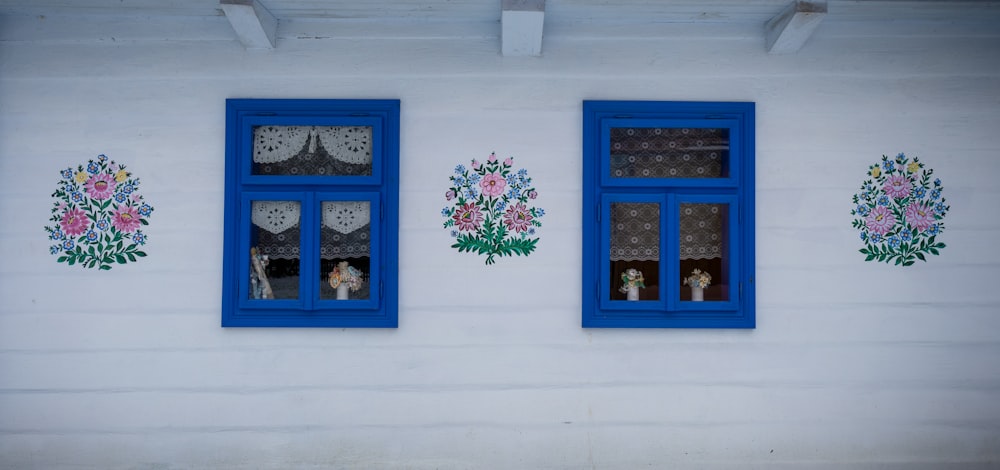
[2,8,1000,469]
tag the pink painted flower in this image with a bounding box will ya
[865,205,896,236]
[84,173,117,200]
[503,202,533,232]
[480,173,506,198]
[905,201,936,232]
[445,189,456,201]
[883,174,911,199]
[60,207,89,237]
[452,202,484,232]
[488,152,497,163]
[503,157,513,166]
[471,159,481,170]
[112,205,142,233]
[528,190,538,199]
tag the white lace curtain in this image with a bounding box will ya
[251,201,371,260]
[609,127,726,179]
[610,203,723,261]
[251,201,370,235]
[253,125,372,165]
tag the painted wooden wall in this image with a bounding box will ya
[1,7,999,469]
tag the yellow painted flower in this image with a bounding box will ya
[907,161,919,173]
[870,166,881,178]
[115,169,128,182]
[74,171,88,183]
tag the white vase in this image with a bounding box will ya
[690,286,704,302]
[626,286,639,301]
[337,284,349,300]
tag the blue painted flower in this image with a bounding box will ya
[465,188,478,200]
[927,224,940,235]
[882,160,894,171]
[96,219,110,231]
[935,202,947,213]
[495,200,507,212]
[900,231,912,242]
[468,173,481,185]
[441,207,451,216]
[87,161,100,174]
[120,183,134,195]
[859,231,868,241]
[856,205,870,216]
[528,227,536,236]
[50,245,61,255]
[132,231,147,245]
[535,208,545,217]
[64,184,75,193]
[450,230,459,238]
[137,204,153,217]
[114,192,128,203]
[454,164,466,175]
[888,235,901,249]
[61,168,74,180]
[62,239,75,250]
[50,229,64,240]
[98,154,108,163]
[518,168,528,178]
[71,192,84,203]
[930,189,941,200]
[85,230,99,243]
[877,195,890,206]
[913,187,926,199]
[506,188,519,200]
[934,178,941,187]
[454,176,466,187]
[871,233,883,243]
[896,152,906,161]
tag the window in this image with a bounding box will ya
[222,99,399,327]
[582,101,755,328]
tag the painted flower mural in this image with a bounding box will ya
[851,153,948,266]
[44,154,154,270]
[442,153,544,265]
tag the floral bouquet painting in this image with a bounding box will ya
[442,153,544,265]
[851,153,948,266]
[44,154,154,270]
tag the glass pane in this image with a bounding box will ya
[249,200,301,300]
[610,127,729,179]
[679,203,729,302]
[252,125,373,176]
[320,201,371,300]
[609,202,659,301]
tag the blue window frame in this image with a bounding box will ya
[582,101,755,328]
[222,99,399,327]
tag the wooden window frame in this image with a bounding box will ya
[582,101,755,328]
[222,99,399,328]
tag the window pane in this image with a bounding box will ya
[252,125,373,176]
[679,203,729,302]
[609,202,659,301]
[320,201,371,300]
[250,200,301,300]
[610,127,729,179]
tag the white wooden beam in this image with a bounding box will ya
[220,0,277,50]
[765,1,827,54]
[502,0,545,57]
